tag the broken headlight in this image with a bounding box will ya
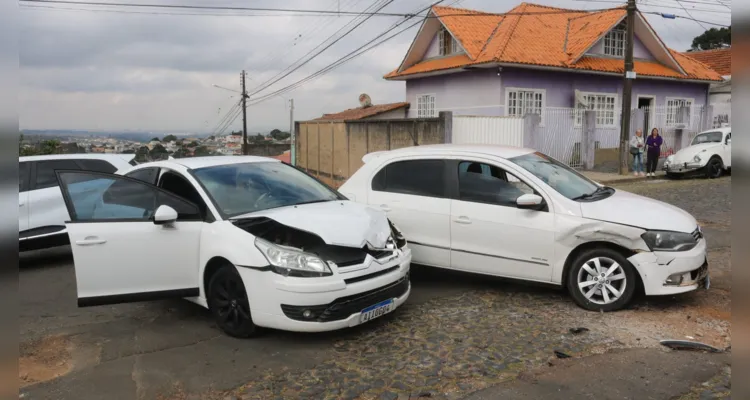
[255,238,333,277]
[640,230,697,252]
[388,219,407,249]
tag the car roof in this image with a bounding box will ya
[19,153,136,163]
[162,155,282,170]
[363,144,536,163]
[699,127,731,134]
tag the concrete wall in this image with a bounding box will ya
[363,107,408,120]
[296,114,449,187]
[245,143,290,157]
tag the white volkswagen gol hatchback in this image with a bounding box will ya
[54,156,411,337]
[339,144,708,312]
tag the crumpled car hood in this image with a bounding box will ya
[579,189,697,233]
[232,200,392,248]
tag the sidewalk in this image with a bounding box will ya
[582,170,666,185]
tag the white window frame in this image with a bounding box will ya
[603,21,626,58]
[504,87,546,126]
[665,97,694,128]
[438,27,460,56]
[416,94,436,118]
[575,91,619,128]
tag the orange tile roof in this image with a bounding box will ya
[313,102,409,121]
[385,3,721,82]
[682,48,731,76]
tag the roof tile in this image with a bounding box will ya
[386,2,721,82]
[313,102,409,121]
[682,48,731,76]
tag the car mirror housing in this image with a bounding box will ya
[516,193,544,209]
[153,205,178,225]
[726,138,731,145]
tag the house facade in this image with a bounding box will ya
[385,3,722,145]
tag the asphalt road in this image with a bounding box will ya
[19,176,731,400]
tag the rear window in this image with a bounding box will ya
[75,159,118,174]
[371,160,446,198]
[34,160,81,190]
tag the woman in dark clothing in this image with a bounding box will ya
[645,127,663,177]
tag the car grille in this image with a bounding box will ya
[691,226,703,241]
[337,248,397,268]
[280,274,409,322]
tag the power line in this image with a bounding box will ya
[643,10,729,27]
[574,0,730,13]
[247,0,394,96]
[675,1,707,29]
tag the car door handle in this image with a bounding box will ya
[380,204,392,212]
[453,216,472,224]
[76,237,107,246]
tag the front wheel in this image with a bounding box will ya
[567,248,637,312]
[207,264,261,338]
[705,157,723,179]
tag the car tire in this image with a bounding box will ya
[567,248,637,312]
[207,264,261,338]
[705,157,723,179]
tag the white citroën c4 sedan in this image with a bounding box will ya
[54,156,411,337]
[339,144,709,312]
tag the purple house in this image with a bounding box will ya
[384,2,722,152]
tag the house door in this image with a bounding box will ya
[638,97,654,134]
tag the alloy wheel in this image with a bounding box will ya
[212,275,252,330]
[576,256,627,305]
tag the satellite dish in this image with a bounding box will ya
[574,90,589,107]
[359,93,372,108]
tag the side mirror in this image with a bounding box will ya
[153,205,178,225]
[726,138,731,145]
[516,193,544,210]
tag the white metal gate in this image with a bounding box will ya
[452,115,525,147]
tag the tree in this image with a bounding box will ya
[691,27,731,51]
[149,144,169,160]
[122,149,135,154]
[150,137,160,142]
[162,134,177,142]
[135,146,150,162]
[269,129,291,141]
[173,147,186,158]
[194,146,211,157]
[209,135,215,141]
[186,141,199,148]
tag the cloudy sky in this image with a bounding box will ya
[18,0,732,134]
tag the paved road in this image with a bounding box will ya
[19,177,731,400]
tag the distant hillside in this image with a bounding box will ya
[21,130,211,143]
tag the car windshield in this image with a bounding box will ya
[509,152,602,200]
[691,131,723,145]
[192,161,341,218]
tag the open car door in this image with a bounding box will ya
[56,170,204,307]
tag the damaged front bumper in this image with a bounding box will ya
[240,247,412,332]
[627,238,708,296]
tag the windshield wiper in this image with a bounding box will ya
[572,186,613,201]
[292,199,336,206]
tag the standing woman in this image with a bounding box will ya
[645,127,663,177]
[630,129,645,176]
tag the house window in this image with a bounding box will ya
[576,92,617,126]
[666,98,693,127]
[438,27,459,56]
[603,21,626,57]
[416,94,436,118]
[506,88,545,123]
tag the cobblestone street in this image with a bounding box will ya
[19,177,731,400]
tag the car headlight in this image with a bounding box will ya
[254,238,333,277]
[641,230,697,252]
[667,155,675,163]
[693,155,701,163]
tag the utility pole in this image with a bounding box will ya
[619,0,636,175]
[241,70,249,155]
[289,98,295,166]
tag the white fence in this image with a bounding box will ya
[452,115,524,147]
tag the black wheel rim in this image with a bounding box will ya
[213,277,251,329]
[710,161,720,177]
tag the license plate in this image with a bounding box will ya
[359,299,394,323]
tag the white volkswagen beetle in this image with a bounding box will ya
[663,127,731,179]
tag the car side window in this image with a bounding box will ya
[34,160,81,190]
[75,159,118,174]
[371,159,446,198]
[19,162,30,192]
[458,161,534,207]
[126,167,160,185]
[58,172,200,222]
[157,171,209,218]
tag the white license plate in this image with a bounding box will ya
[359,299,394,323]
